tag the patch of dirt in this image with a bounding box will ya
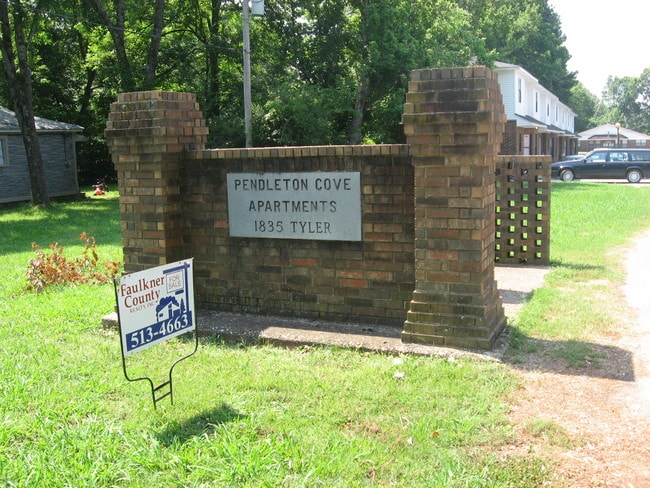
[502,230,650,487]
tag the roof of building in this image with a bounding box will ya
[510,113,574,135]
[579,123,650,141]
[494,61,535,77]
[0,106,83,133]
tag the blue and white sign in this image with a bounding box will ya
[116,259,195,358]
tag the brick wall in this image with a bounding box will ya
[105,70,552,350]
[181,145,414,325]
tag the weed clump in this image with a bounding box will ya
[26,232,121,292]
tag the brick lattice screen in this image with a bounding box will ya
[495,156,551,265]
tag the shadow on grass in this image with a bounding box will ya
[156,403,247,446]
[546,260,604,271]
[192,310,637,383]
[497,260,634,380]
[501,328,635,382]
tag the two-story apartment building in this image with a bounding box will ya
[494,62,577,160]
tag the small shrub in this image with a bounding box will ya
[25,232,121,292]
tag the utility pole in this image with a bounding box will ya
[242,0,252,147]
[242,1,264,148]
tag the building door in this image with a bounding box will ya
[523,134,531,155]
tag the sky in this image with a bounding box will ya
[550,0,650,96]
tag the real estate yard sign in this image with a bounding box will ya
[114,259,197,407]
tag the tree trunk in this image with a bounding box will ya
[0,0,50,206]
[144,0,165,89]
[349,73,370,145]
[204,0,222,119]
[348,0,370,145]
[85,0,135,91]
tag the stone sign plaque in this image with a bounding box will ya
[227,172,361,241]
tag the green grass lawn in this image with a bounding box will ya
[1,183,649,487]
[517,182,650,341]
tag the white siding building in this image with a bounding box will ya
[494,62,577,160]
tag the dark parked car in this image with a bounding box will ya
[551,149,650,183]
[563,154,586,161]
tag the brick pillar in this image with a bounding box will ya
[105,91,208,273]
[401,67,506,350]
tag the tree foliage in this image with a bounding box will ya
[571,70,650,135]
[569,82,599,133]
[0,0,585,184]
[457,0,576,103]
[599,71,650,134]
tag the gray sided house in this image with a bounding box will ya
[0,107,84,204]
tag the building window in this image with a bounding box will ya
[636,139,646,147]
[517,78,522,103]
[534,92,539,113]
[0,138,6,166]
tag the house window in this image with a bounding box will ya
[517,78,522,103]
[0,138,6,166]
[534,92,539,113]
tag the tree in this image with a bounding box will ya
[254,0,486,145]
[165,0,246,146]
[600,71,650,134]
[1,0,584,156]
[347,0,486,144]
[84,0,166,91]
[635,69,650,134]
[0,0,50,206]
[569,82,599,133]
[457,0,576,103]
[239,0,348,146]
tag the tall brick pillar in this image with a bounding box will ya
[105,91,208,273]
[401,67,506,350]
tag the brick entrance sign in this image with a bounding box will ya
[105,68,521,350]
[401,68,507,349]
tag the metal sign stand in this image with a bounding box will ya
[115,316,198,409]
[114,259,199,409]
